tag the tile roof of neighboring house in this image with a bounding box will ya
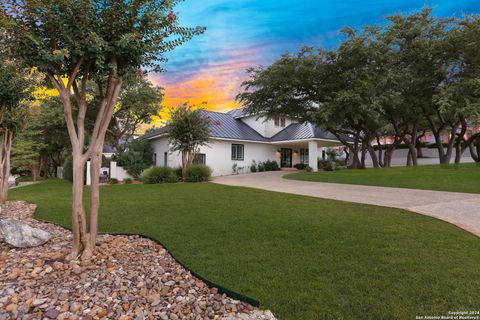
[142,109,340,143]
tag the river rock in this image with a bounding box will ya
[0,218,52,247]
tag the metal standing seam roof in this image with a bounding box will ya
[142,109,340,143]
[270,122,339,142]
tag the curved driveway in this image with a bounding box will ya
[214,171,480,237]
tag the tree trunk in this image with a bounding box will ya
[469,139,480,162]
[0,130,13,205]
[69,150,88,260]
[349,139,361,169]
[406,145,418,166]
[366,143,380,168]
[454,143,463,164]
[181,150,188,181]
[360,144,367,169]
[454,119,468,165]
[415,131,425,158]
[85,147,102,259]
[375,136,384,167]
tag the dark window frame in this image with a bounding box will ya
[193,153,206,165]
[231,144,245,161]
[274,117,280,127]
[300,148,309,164]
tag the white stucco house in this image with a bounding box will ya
[142,108,343,176]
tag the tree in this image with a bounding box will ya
[113,138,153,179]
[34,97,73,177]
[2,0,205,259]
[167,104,211,180]
[0,57,34,203]
[108,75,163,149]
[238,9,480,168]
[11,109,47,181]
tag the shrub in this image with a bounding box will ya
[62,156,73,182]
[124,178,133,184]
[113,138,153,179]
[305,165,313,172]
[318,159,344,171]
[186,164,212,182]
[250,160,258,173]
[294,163,307,170]
[323,161,336,171]
[264,160,280,171]
[109,178,119,184]
[257,162,265,172]
[142,166,178,184]
[232,163,239,175]
[174,167,183,180]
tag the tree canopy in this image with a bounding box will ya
[167,104,211,180]
[238,9,480,168]
[1,0,205,259]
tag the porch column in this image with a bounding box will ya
[86,161,91,186]
[308,140,318,172]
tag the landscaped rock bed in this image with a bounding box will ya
[0,201,276,320]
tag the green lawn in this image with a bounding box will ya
[10,180,480,320]
[285,163,480,194]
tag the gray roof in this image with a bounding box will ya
[142,126,168,140]
[142,109,340,143]
[270,122,339,142]
[226,108,251,118]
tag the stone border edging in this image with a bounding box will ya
[32,215,261,308]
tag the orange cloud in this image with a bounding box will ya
[148,57,256,126]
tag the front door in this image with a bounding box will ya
[280,148,292,168]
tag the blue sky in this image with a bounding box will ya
[150,0,478,112]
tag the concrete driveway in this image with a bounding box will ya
[214,171,480,237]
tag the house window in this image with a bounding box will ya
[300,148,309,164]
[164,152,168,167]
[193,153,206,165]
[153,153,157,166]
[274,117,280,127]
[274,117,286,127]
[231,144,244,161]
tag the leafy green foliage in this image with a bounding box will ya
[108,178,119,185]
[109,75,163,147]
[250,160,258,173]
[1,0,206,77]
[167,104,211,155]
[141,166,178,184]
[185,164,212,182]
[293,163,307,170]
[11,116,47,178]
[237,9,480,167]
[114,138,153,179]
[62,157,74,182]
[263,160,280,171]
[167,104,211,179]
[34,97,72,176]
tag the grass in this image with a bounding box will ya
[10,180,480,320]
[285,163,480,194]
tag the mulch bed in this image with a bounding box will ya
[0,201,275,320]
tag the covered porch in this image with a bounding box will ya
[272,139,343,172]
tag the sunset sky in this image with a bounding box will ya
[150,0,478,117]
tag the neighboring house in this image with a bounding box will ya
[142,108,343,176]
